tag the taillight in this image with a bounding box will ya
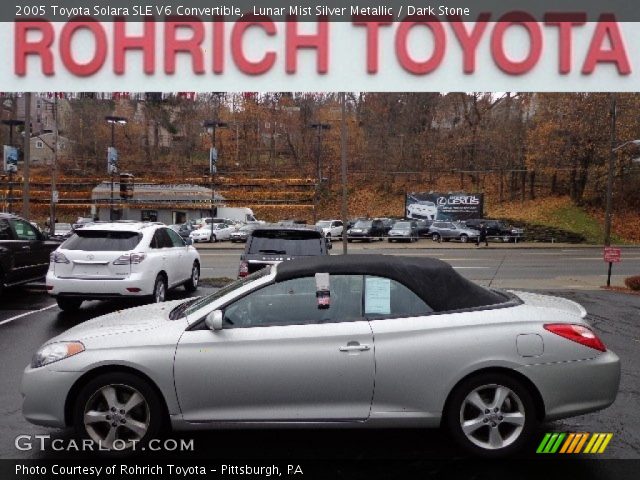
[544,324,606,352]
[50,251,69,264]
[113,252,146,265]
[238,261,249,278]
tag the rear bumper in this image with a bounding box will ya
[518,350,621,421]
[46,270,155,298]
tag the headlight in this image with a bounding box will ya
[31,341,85,368]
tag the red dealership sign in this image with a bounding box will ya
[603,247,621,263]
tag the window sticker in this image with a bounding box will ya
[365,277,391,315]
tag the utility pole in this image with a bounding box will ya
[49,95,58,233]
[604,94,616,247]
[22,93,31,219]
[340,92,348,255]
[310,122,330,223]
[2,118,24,213]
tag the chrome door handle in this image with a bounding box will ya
[339,344,370,352]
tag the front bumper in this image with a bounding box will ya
[518,350,621,421]
[46,270,155,298]
[21,365,82,428]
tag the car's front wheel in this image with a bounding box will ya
[184,262,200,292]
[56,298,83,312]
[73,372,165,452]
[446,373,537,458]
[460,234,469,243]
[152,275,167,303]
[432,233,440,242]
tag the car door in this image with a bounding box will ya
[364,276,440,416]
[7,218,49,280]
[165,227,191,283]
[174,274,375,422]
[148,229,171,283]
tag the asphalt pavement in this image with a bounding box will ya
[0,242,638,460]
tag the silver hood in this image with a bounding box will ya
[50,299,186,342]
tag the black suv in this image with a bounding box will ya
[0,213,62,295]
[464,219,524,242]
[347,219,387,242]
[239,226,331,277]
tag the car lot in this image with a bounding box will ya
[0,243,638,460]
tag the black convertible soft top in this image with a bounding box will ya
[275,254,506,312]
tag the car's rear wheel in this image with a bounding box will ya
[503,235,511,243]
[56,298,83,312]
[152,275,167,303]
[460,234,469,243]
[73,372,164,452]
[184,262,199,292]
[432,233,440,242]
[446,373,537,457]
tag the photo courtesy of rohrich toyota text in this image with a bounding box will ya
[0,1,639,479]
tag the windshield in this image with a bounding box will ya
[353,221,372,228]
[248,230,324,255]
[62,230,142,251]
[55,223,71,230]
[177,268,271,318]
[394,222,412,229]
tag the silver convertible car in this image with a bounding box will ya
[22,255,620,457]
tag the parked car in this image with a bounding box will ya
[387,221,419,242]
[315,220,344,238]
[347,219,387,242]
[406,200,438,220]
[23,255,620,457]
[464,219,524,242]
[428,221,480,243]
[53,223,73,238]
[169,223,196,240]
[347,217,368,229]
[46,222,200,311]
[0,213,62,296]
[414,219,434,237]
[230,224,258,243]
[189,222,235,243]
[379,218,395,235]
[239,225,330,277]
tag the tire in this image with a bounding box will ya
[432,233,440,242]
[73,372,165,453]
[184,262,200,292]
[445,373,538,458]
[210,235,217,243]
[460,234,469,243]
[152,274,167,303]
[56,297,83,312]
[388,238,393,243]
[503,235,510,243]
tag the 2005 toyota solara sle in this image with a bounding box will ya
[22,255,620,457]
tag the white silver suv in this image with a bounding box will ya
[46,222,201,311]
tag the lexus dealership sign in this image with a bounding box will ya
[406,193,484,221]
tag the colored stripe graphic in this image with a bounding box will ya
[537,433,613,454]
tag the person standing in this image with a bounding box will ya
[476,222,488,247]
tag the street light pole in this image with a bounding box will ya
[309,122,330,223]
[2,119,24,213]
[203,120,228,220]
[49,96,58,234]
[105,116,127,221]
[340,93,348,255]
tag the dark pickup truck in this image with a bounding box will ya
[0,213,62,295]
[238,225,331,277]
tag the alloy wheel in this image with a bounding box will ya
[191,265,199,288]
[83,384,150,450]
[154,278,166,303]
[459,384,526,450]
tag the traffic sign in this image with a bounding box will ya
[603,247,621,263]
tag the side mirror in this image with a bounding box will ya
[205,310,224,331]
[185,238,193,246]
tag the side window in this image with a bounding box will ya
[223,275,363,328]
[0,220,12,240]
[150,229,171,249]
[9,220,38,240]
[166,228,185,247]
[364,276,433,319]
